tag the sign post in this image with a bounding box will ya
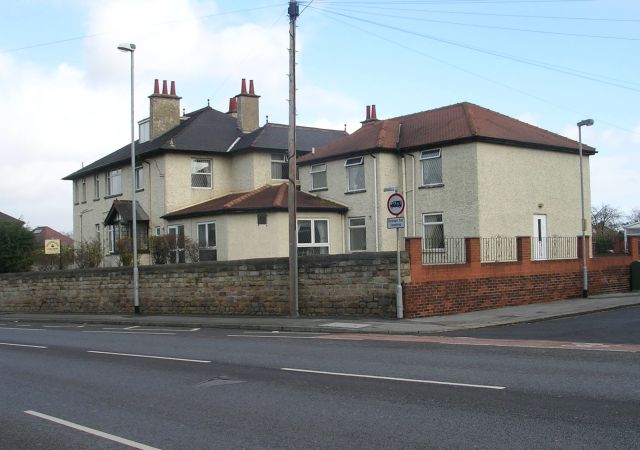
[387,193,405,319]
[45,239,62,270]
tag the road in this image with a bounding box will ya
[1,309,638,449]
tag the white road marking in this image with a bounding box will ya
[24,410,160,450]
[281,368,506,390]
[0,342,47,349]
[241,331,329,335]
[124,326,140,330]
[319,322,372,329]
[228,334,321,340]
[43,325,80,328]
[87,350,211,363]
[0,327,46,331]
[120,327,200,332]
[82,331,176,335]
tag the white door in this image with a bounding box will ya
[533,215,547,260]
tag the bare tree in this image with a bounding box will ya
[591,204,623,234]
[627,208,640,224]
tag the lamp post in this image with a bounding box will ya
[118,43,139,314]
[577,118,594,298]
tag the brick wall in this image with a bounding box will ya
[0,253,406,318]
[403,236,639,318]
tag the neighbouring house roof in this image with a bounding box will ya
[0,211,24,224]
[624,221,640,235]
[64,107,347,180]
[162,184,348,220]
[32,226,74,247]
[104,200,150,225]
[299,102,597,164]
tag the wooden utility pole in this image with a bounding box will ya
[288,1,299,317]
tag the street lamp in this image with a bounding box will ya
[577,118,594,298]
[118,43,140,314]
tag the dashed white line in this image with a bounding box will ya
[281,368,506,390]
[24,410,160,450]
[82,331,176,335]
[0,327,46,331]
[0,342,47,349]
[87,350,211,363]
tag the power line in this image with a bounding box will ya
[2,4,282,54]
[311,7,640,93]
[323,5,640,41]
[310,6,640,137]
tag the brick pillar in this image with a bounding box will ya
[405,237,425,282]
[467,238,481,271]
[629,236,640,259]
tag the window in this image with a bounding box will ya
[154,226,161,236]
[139,118,150,143]
[107,169,122,196]
[420,149,443,186]
[135,166,144,191]
[310,164,327,190]
[257,213,267,225]
[191,159,212,188]
[297,219,329,256]
[197,222,217,261]
[81,178,87,203]
[423,213,444,250]
[74,180,79,204]
[168,225,185,263]
[271,153,288,180]
[107,224,122,253]
[94,175,100,199]
[95,224,101,243]
[345,156,365,192]
[348,217,367,252]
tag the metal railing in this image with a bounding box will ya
[480,237,517,263]
[423,238,466,265]
[532,236,577,260]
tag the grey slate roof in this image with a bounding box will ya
[64,108,347,180]
[0,211,23,224]
[104,200,150,225]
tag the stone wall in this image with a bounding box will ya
[0,252,406,318]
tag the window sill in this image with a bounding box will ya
[191,187,212,190]
[104,194,122,199]
[310,187,328,192]
[419,183,444,190]
[74,202,79,206]
[93,198,100,202]
[136,188,144,193]
[345,189,366,195]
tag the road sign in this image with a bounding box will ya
[45,239,61,255]
[387,193,405,216]
[387,217,405,229]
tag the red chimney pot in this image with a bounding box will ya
[170,81,176,96]
[228,97,238,113]
[153,79,160,94]
[371,104,377,120]
[162,80,168,95]
[366,105,371,120]
[241,78,247,94]
[249,80,255,95]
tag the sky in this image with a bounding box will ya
[1,0,638,232]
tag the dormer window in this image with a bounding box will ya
[271,153,288,180]
[138,118,150,144]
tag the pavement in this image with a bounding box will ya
[1,292,639,335]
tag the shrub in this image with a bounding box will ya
[0,222,36,273]
[115,238,133,266]
[75,239,103,268]
[149,235,172,264]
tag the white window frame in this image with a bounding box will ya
[345,156,365,192]
[168,224,186,263]
[94,174,100,199]
[81,178,87,203]
[310,163,327,190]
[348,217,367,252]
[420,149,443,187]
[73,180,79,204]
[423,213,445,251]
[271,153,288,180]
[191,159,212,189]
[107,169,122,196]
[135,165,144,191]
[95,224,101,243]
[297,218,330,255]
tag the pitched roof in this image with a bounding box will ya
[104,200,150,225]
[162,184,348,219]
[0,211,23,224]
[299,102,596,164]
[64,108,346,180]
[32,226,74,247]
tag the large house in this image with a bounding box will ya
[64,79,348,265]
[298,103,595,260]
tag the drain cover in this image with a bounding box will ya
[197,376,245,387]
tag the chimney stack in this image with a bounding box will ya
[236,78,260,133]
[149,78,182,140]
[361,104,379,127]
[227,97,238,117]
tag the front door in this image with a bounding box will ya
[533,214,547,260]
[168,225,185,263]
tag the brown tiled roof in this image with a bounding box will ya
[162,184,348,219]
[299,102,596,164]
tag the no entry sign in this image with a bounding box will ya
[387,193,405,216]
